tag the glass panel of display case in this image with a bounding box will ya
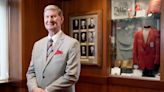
[110,0,161,79]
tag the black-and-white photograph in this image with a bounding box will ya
[81,45,87,56]
[88,45,95,56]
[80,32,87,43]
[73,32,79,41]
[73,19,79,30]
[88,31,95,42]
[80,19,87,29]
[88,17,95,29]
[69,11,102,66]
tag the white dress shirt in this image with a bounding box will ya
[48,30,62,46]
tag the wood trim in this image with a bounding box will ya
[108,76,164,90]
[78,75,164,90]
[78,75,108,85]
[160,0,164,80]
[8,79,27,88]
[0,80,12,85]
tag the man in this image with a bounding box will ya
[81,45,87,56]
[88,18,95,29]
[80,32,86,43]
[73,33,79,41]
[80,19,87,29]
[26,5,81,92]
[88,32,94,42]
[89,45,95,56]
[73,19,79,30]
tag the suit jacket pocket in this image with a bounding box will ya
[52,54,66,63]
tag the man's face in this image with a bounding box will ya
[81,20,86,26]
[44,10,64,32]
[75,20,78,26]
[82,46,85,51]
[82,33,85,38]
[74,34,77,38]
[90,46,94,51]
[90,18,94,25]
[89,32,93,37]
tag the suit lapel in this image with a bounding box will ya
[40,37,49,72]
[42,32,65,73]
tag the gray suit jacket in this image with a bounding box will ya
[26,31,81,92]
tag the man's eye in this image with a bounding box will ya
[52,16,56,18]
[45,16,49,18]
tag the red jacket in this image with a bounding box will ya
[133,27,160,70]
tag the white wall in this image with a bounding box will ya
[0,0,9,80]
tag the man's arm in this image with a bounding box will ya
[26,43,38,92]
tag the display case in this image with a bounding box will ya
[110,0,161,79]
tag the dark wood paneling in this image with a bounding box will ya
[160,0,164,80]
[76,76,164,92]
[9,0,22,81]
[22,0,61,80]
[66,0,164,92]
[76,76,108,92]
[5,0,164,92]
[21,0,62,92]
[109,85,159,92]
[62,0,109,77]
[0,82,17,92]
[108,76,164,90]
[8,0,62,92]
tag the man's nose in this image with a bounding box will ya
[47,17,52,22]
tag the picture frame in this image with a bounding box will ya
[69,11,102,66]
[111,0,135,19]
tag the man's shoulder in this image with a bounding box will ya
[64,34,79,43]
[63,34,80,47]
[34,36,48,45]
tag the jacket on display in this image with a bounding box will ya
[133,27,160,70]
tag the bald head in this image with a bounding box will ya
[44,5,63,17]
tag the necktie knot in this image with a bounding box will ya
[47,38,53,48]
[49,38,53,43]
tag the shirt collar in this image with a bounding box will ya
[48,30,62,45]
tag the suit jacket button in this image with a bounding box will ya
[43,76,45,78]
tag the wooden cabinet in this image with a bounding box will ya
[3,0,164,92]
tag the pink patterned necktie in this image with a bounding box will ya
[47,39,53,59]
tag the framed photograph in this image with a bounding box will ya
[111,0,135,19]
[69,11,102,66]
[73,19,79,30]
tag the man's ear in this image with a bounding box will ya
[61,16,64,24]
